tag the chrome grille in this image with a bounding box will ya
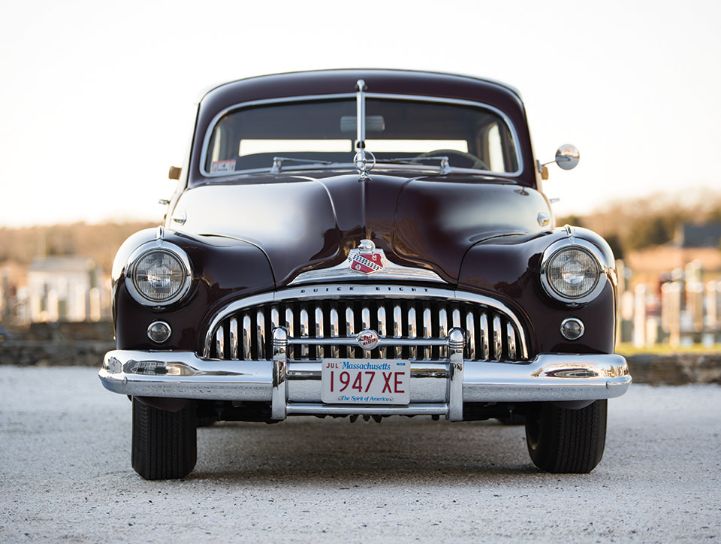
[204,286,527,362]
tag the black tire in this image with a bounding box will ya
[132,398,197,480]
[525,400,607,473]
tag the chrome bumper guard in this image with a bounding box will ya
[99,327,631,421]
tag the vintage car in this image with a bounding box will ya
[99,69,631,479]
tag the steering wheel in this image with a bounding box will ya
[415,149,488,171]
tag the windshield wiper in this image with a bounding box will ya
[375,156,452,174]
[268,154,458,175]
[270,156,335,174]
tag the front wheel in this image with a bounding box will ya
[524,400,607,473]
[131,398,197,480]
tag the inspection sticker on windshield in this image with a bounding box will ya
[210,160,235,173]
[321,359,410,405]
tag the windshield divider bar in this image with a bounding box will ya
[355,80,369,180]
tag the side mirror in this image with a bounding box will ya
[168,166,182,180]
[554,144,580,171]
[538,144,580,180]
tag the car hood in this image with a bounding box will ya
[170,172,552,285]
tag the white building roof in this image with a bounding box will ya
[29,256,96,273]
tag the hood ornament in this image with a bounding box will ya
[354,80,374,180]
[289,239,446,285]
[348,239,384,274]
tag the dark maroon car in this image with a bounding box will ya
[100,69,631,479]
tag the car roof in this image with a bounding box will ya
[201,69,522,104]
[195,69,528,140]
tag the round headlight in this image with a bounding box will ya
[541,240,607,304]
[546,248,599,298]
[126,242,191,306]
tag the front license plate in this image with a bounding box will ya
[321,359,410,405]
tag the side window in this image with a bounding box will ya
[210,129,221,162]
[486,123,504,172]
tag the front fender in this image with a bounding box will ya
[112,228,275,351]
[458,227,617,356]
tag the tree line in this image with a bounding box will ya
[0,222,155,273]
[558,191,721,259]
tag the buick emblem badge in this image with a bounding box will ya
[349,239,384,274]
[356,329,380,350]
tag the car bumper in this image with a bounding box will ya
[99,349,631,421]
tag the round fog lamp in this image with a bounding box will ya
[560,318,585,340]
[147,321,172,344]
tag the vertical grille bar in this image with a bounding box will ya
[284,308,294,336]
[452,308,461,328]
[242,315,252,359]
[271,307,280,330]
[479,312,489,360]
[361,307,371,358]
[492,315,503,360]
[361,307,371,329]
[229,318,238,360]
[329,307,339,358]
[507,322,517,360]
[407,306,417,359]
[256,309,266,360]
[345,306,355,357]
[299,308,309,359]
[422,307,432,360]
[215,327,225,360]
[315,306,324,359]
[438,307,448,359]
[284,308,295,359]
[465,311,476,360]
[393,305,402,358]
[377,305,387,358]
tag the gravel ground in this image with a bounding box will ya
[1,367,720,543]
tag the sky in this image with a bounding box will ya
[1,0,720,227]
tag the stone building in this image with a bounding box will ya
[26,257,106,322]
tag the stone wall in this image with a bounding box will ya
[627,354,721,385]
[0,340,114,366]
[0,321,114,366]
[24,321,114,341]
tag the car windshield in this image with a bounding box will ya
[204,97,519,175]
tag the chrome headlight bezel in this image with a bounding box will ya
[125,240,192,307]
[540,238,608,305]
